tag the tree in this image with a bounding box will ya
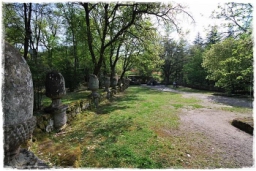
[40,4,62,68]
[56,3,83,91]
[205,25,221,47]
[160,38,186,85]
[183,45,208,87]
[202,34,253,94]
[80,2,192,76]
[107,18,162,82]
[193,32,204,46]
[3,3,24,49]
[211,2,252,38]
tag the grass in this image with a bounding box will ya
[221,106,253,113]
[29,86,237,168]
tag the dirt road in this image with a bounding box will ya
[144,85,254,168]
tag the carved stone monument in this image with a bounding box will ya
[124,78,130,90]
[45,70,68,130]
[88,74,100,107]
[104,76,111,99]
[111,74,118,95]
[3,42,48,168]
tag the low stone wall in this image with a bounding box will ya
[35,90,109,132]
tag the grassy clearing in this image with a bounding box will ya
[29,86,235,168]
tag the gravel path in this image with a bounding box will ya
[143,84,254,168]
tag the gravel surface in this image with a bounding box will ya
[143,84,254,168]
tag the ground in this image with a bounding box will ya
[144,84,254,168]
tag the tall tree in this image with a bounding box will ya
[23,3,32,60]
[202,34,253,94]
[56,3,86,91]
[40,4,62,68]
[160,39,186,85]
[80,2,192,76]
[211,2,252,38]
[3,3,24,49]
[205,25,221,47]
[183,44,207,87]
[193,32,204,46]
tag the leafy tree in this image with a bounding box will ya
[117,19,163,80]
[3,3,24,49]
[160,38,186,85]
[211,2,252,38]
[80,2,192,76]
[202,34,253,94]
[56,3,83,91]
[183,45,208,87]
[40,4,62,68]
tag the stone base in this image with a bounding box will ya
[4,148,49,169]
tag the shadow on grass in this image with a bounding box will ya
[96,104,131,114]
[208,95,253,108]
[128,85,167,95]
[66,114,134,146]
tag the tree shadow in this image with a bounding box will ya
[96,104,131,114]
[208,95,253,108]
[129,85,169,95]
[96,85,166,115]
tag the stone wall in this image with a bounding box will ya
[35,91,109,132]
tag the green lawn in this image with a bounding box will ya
[29,86,235,168]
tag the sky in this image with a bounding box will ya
[164,0,254,43]
[172,0,225,43]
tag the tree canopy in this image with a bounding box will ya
[3,2,253,96]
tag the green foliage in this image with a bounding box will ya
[202,34,253,94]
[183,45,208,86]
[211,2,252,37]
[2,3,24,48]
[160,38,186,85]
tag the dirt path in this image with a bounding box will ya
[143,85,254,168]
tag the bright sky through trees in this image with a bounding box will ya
[167,0,254,43]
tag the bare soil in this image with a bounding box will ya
[144,85,254,168]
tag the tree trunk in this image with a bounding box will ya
[23,3,32,60]
[72,32,78,91]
